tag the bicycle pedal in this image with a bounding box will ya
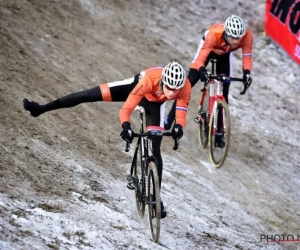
[194,116,200,124]
[126,175,136,190]
[127,182,135,190]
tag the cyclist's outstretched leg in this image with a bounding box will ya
[23,74,140,117]
[23,86,102,117]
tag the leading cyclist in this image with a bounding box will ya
[23,61,191,218]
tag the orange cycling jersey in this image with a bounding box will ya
[119,67,191,128]
[191,23,253,71]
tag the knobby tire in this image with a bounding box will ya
[208,99,231,168]
[147,160,161,243]
[133,143,145,218]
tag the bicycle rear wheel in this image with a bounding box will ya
[198,112,209,148]
[147,160,161,243]
[208,100,231,168]
[197,89,209,148]
[133,144,146,218]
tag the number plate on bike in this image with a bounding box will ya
[147,129,163,136]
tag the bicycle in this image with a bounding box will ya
[195,59,249,168]
[125,106,178,243]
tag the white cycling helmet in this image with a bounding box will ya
[161,61,186,90]
[224,15,246,38]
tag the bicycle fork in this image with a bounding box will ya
[212,100,226,135]
[212,80,226,135]
[212,101,218,135]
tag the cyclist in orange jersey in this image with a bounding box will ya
[165,15,253,130]
[23,61,191,218]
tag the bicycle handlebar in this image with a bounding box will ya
[204,75,248,95]
[125,131,179,152]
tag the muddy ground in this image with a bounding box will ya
[0,0,299,249]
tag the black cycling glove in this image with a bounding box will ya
[172,124,183,140]
[120,122,134,143]
[243,69,252,89]
[199,66,209,82]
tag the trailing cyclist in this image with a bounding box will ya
[165,15,253,147]
[23,61,191,219]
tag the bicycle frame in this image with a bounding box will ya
[197,59,246,127]
[125,105,178,242]
[136,106,149,168]
[197,62,226,128]
[134,108,154,194]
[210,78,227,135]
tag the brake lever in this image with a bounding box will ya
[201,79,209,92]
[240,77,252,95]
[240,82,248,95]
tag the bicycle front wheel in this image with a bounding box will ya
[208,100,231,168]
[133,143,145,218]
[147,160,161,243]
